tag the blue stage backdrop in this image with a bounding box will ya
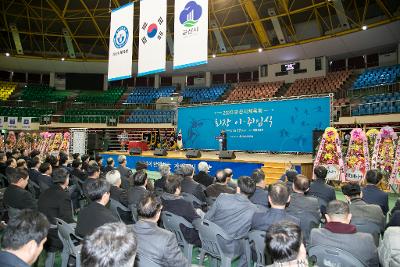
[101,153,264,178]
[177,96,330,153]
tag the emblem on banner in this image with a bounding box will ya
[113,26,129,48]
[180,1,202,27]
[141,17,165,44]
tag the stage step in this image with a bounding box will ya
[262,162,289,185]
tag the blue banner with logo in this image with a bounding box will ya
[108,2,134,81]
[177,96,330,153]
[100,153,263,178]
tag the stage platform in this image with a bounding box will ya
[101,150,314,184]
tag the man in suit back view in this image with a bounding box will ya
[309,165,336,214]
[362,170,389,216]
[133,192,189,266]
[204,176,258,267]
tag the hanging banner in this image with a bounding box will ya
[21,117,31,130]
[7,117,17,129]
[107,2,134,81]
[0,116,4,128]
[173,0,208,69]
[138,0,167,76]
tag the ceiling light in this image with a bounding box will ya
[258,48,263,53]
[361,25,368,30]
[5,52,10,57]
[61,57,65,61]
[212,54,216,58]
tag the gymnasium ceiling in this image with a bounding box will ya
[0,0,399,61]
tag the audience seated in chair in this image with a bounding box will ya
[249,169,269,208]
[286,175,320,231]
[177,164,206,206]
[81,222,137,267]
[0,151,7,176]
[310,200,379,267]
[204,175,257,267]
[106,170,128,207]
[280,170,297,193]
[194,161,215,187]
[265,221,308,267]
[4,168,37,210]
[103,157,115,174]
[132,192,189,266]
[378,226,400,266]
[342,183,385,232]
[154,163,171,191]
[252,183,300,231]
[70,159,87,181]
[116,155,132,189]
[0,209,50,267]
[205,169,235,198]
[38,168,75,252]
[309,166,336,214]
[362,170,389,216]
[128,170,149,207]
[76,179,119,237]
[224,168,237,190]
[27,156,41,185]
[37,162,53,189]
[161,174,202,246]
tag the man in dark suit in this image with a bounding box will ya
[362,169,389,216]
[82,164,101,196]
[287,175,320,243]
[342,183,385,231]
[179,164,206,204]
[280,170,298,193]
[193,161,214,187]
[310,200,379,267]
[154,163,170,191]
[37,162,53,189]
[252,183,300,231]
[27,156,41,185]
[3,168,37,210]
[76,179,119,237]
[0,151,7,176]
[249,169,268,208]
[105,170,128,206]
[205,169,235,198]
[38,168,74,252]
[103,157,115,174]
[309,165,336,214]
[128,170,149,207]
[161,174,202,246]
[116,155,132,189]
[59,152,71,174]
[133,193,189,266]
[70,159,87,181]
[205,176,258,267]
[0,210,50,267]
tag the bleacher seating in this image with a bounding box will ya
[353,65,400,89]
[75,87,125,104]
[181,84,230,103]
[126,109,175,123]
[285,71,351,97]
[226,81,283,101]
[60,109,124,123]
[21,84,68,102]
[125,87,175,104]
[0,81,17,100]
[0,107,54,117]
[351,92,400,116]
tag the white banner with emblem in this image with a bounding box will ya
[138,0,167,76]
[173,0,208,70]
[7,117,18,129]
[107,2,134,81]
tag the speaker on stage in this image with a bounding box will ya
[129,148,142,155]
[186,150,201,158]
[154,148,168,156]
[219,151,236,159]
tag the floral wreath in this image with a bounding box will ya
[345,128,370,183]
[371,126,397,178]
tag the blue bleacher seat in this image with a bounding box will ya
[352,64,400,89]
